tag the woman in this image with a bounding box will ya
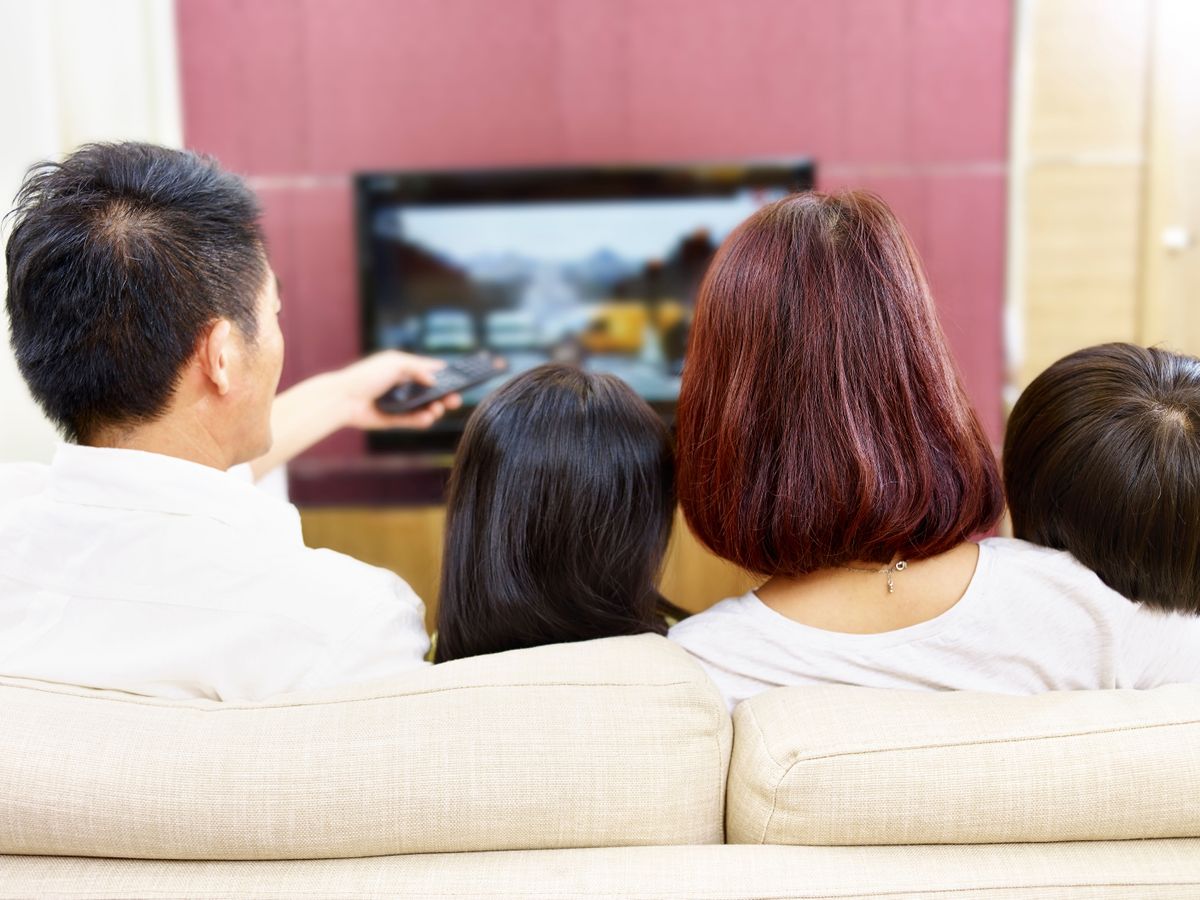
[667,190,1200,709]
[435,363,684,663]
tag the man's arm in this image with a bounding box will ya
[251,351,462,480]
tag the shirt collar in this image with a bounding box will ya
[49,443,302,541]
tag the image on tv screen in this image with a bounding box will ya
[360,166,811,443]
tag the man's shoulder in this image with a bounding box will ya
[0,462,50,505]
[296,543,407,585]
[282,544,428,649]
[285,542,425,608]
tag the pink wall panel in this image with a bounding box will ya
[256,179,363,458]
[911,0,1011,163]
[624,0,844,161]
[177,0,309,173]
[554,0,630,161]
[252,186,300,387]
[304,0,565,171]
[922,173,1007,440]
[177,0,1012,457]
[842,0,911,164]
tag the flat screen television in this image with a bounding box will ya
[358,160,815,453]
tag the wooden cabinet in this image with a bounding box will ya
[1012,0,1200,390]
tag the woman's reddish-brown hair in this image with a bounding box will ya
[677,190,1003,575]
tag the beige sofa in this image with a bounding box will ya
[2,634,1198,898]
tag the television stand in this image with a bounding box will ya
[288,454,452,507]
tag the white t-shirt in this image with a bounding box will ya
[0,444,430,700]
[668,537,1200,711]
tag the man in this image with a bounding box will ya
[0,142,458,700]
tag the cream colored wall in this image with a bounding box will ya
[1008,0,1149,389]
[1010,0,1200,392]
[1139,0,1200,353]
[0,0,181,462]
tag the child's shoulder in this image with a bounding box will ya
[668,591,762,642]
[982,535,1095,573]
[978,536,1135,610]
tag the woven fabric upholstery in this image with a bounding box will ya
[4,841,1200,899]
[728,684,1200,845]
[0,634,729,859]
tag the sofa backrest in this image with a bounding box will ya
[728,683,1200,845]
[0,634,730,860]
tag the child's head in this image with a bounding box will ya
[435,363,676,663]
[1004,342,1200,613]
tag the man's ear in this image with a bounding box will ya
[198,319,234,396]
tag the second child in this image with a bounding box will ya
[434,364,686,663]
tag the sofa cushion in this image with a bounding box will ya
[5,841,1200,899]
[0,634,730,860]
[728,684,1200,845]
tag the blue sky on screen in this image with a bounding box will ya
[387,193,777,264]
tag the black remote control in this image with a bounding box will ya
[375,351,509,414]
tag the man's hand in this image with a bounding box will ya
[252,351,465,479]
[335,350,464,431]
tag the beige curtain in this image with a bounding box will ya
[0,0,182,462]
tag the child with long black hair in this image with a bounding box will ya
[434,363,686,663]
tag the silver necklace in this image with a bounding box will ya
[840,560,908,594]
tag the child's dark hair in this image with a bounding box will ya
[1004,342,1200,614]
[435,363,683,662]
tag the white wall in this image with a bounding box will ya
[0,0,182,462]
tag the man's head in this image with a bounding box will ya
[4,142,283,466]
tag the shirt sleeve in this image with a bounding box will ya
[299,572,432,691]
[1120,605,1200,688]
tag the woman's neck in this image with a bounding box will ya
[755,542,980,634]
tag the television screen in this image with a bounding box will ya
[358,162,814,451]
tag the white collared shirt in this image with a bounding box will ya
[0,444,430,700]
